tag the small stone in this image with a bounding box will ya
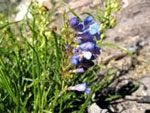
[88,103,107,113]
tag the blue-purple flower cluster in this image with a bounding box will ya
[69,15,101,73]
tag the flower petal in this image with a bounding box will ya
[85,88,91,95]
[69,17,79,28]
[90,22,99,30]
[89,28,97,35]
[79,42,95,51]
[82,51,92,60]
[96,33,101,40]
[77,31,94,40]
[65,45,70,50]
[84,15,93,25]
[68,83,87,92]
[74,23,84,32]
[72,48,78,54]
[70,55,79,66]
[76,67,85,73]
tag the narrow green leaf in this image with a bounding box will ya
[98,42,133,56]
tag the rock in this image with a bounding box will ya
[133,76,150,97]
[88,103,107,113]
[105,0,150,44]
[15,0,31,21]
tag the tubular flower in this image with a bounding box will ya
[79,42,96,51]
[68,15,101,94]
[69,15,101,69]
[69,17,79,28]
[68,83,90,94]
[70,55,80,66]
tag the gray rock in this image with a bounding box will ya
[88,103,107,113]
[133,76,150,97]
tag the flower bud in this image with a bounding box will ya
[69,17,79,28]
[70,55,79,66]
[68,83,87,92]
[84,15,93,25]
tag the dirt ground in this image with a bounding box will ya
[104,0,150,112]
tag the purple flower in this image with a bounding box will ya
[72,48,78,54]
[68,83,91,94]
[82,51,92,60]
[69,15,101,73]
[74,23,84,32]
[69,17,79,28]
[90,22,99,31]
[65,45,70,50]
[79,42,95,51]
[90,47,101,54]
[70,55,79,66]
[89,22,100,40]
[95,33,101,40]
[89,28,97,35]
[68,83,87,92]
[69,67,85,74]
[81,39,96,44]
[85,88,91,94]
[84,15,93,25]
[75,67,85,73]
[76,31,94,41]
